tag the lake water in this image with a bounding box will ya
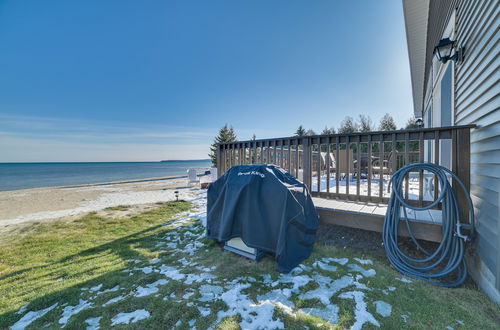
[0,160,212,191]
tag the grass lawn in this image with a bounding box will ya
[0,196,499,329]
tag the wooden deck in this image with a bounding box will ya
[313,198,443,242]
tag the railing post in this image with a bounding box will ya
[453,128,471,222]
[303,137,312,191]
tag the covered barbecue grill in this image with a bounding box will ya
[206,164,319,273]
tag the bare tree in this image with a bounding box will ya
[378,113,397,131]
[358,115,374,132]
[305,129,316,136]
[338,116,358,133]
[321,126,336,135]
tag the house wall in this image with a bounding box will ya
[422,0,499,302]
[454,0,499,302]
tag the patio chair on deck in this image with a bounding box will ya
[187,168,200,186]
[371,152,393,179]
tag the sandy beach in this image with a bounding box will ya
[0,175,209,231]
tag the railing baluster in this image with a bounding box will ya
[335,136,340,195]
[356,137,360,198]
[404,132,409,200]
[346,136,350,197]
[295,139,299,178]
[368,135,372,199]
[326,140,330,194]
[419,131,424,206]
[379,134,384,199]
[434,130,440,201]
[287,139,291,173]
[317,139,321,193]
[391,133,397,197]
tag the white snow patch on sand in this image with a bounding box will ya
[10,303,58,330]
[111,309,151,325]
[59,299,92,326]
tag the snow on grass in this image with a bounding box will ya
[102,295,126,307]
[339,291,380,329]
[396,277,413,283]
[374,300,392,317]
[59,299,92,326]
[84,316,101,330]
[111,309,151,325]
[135,279,168,297]
[348,263,376,277]
[354,258,373,265]
[10,303,58,330]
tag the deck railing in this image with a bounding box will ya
[217,125,473,210]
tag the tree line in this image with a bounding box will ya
[209,114,420,166]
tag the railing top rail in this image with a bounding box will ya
[217,124,476,146]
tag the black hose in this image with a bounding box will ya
[383,163,474,287]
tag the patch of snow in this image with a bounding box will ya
[299,304,339,325]
[102,295,126,307]
[10,303,58,330]
[401,314,409,323]
[15,303,29,315]
[96,285,120,295]
[175,320,182,327]
[322,257,349,265]
[348,263,376,277]
[59,299,92,326]
[374,301,392,317]
[85,317,101,330]
[159,265,186,281]
[150,258,161,264]
[188,319,196,326]
[198,307,211,317]
[184,272,215,285]
[183,291,195,299]
[456,320,464,325]
[396,277,412,283]
[198,285,224,302]
[216,283,285,329]
[445,326,455,330]
[135,279,168,297]
[299,275,364,305]
[135,266,155,274]
[90,284,103,292]
[111,309,151,325]
[313,261,338,272]
[339,291,380,330]
[354,258,373,265]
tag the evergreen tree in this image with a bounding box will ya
[295,125,306,136]
[358,115,374,132]
[405,116,420,129]
[379,113,397,131]
[338,116,358,133]
[209,124,237,167]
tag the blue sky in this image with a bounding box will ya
[0,0,413,162]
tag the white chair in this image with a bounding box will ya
[187,168,200,186]
[210,168,218,182]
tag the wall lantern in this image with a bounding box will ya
[416,118,424,128]
[434,37,464,64]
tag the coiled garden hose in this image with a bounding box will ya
[383,163,475,287]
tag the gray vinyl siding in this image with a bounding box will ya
[454,0,499,289]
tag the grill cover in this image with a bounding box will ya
[207,164,319,272]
